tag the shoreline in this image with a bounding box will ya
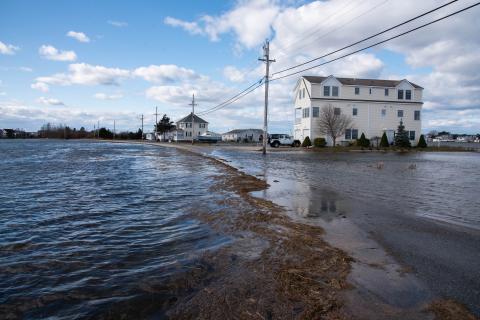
[107,140,479,318]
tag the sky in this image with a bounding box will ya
[1,0,479,134]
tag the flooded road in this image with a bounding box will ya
[208,147,480,317]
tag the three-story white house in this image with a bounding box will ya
[293,75,423,146]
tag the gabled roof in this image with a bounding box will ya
[176,113,208,124]
[302,75,423,89]
[222,128,263,135]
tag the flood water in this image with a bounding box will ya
[0,140,229,319]
[212,148,480,230]
[1,140,479,318]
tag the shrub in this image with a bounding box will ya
[394,119,411,148]
[380,132,389,148]
[417,134,427,148]
[302,136,312,147]
[313,137,326,148]
[357,133,370,148]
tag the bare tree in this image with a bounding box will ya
[317,104,352,146]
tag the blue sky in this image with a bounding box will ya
[1,0,479,133]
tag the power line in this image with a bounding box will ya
[275,0,362,56]
[196,78,263,116]
[275,0,390,60]
[270,2,479,82]
[197,81,264,117]
[272,0,458,76]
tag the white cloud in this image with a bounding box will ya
[39,45,77,61]
[32,63,130,90]
[93,93,123,100]
[0,41,19,55]
[0,100,140,132]
[164,17,203,35]
[108,20,128,27]
[37,97,65,106]
[133,64,199,83]
[66,31,90,43]
[0,92,6,96]
[164,0,279,48]
[223,66,246,82]
[31,82,50,92]
[20,66,33,72]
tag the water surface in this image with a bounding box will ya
[0,140,228,319]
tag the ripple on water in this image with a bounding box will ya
[0,140,229,317]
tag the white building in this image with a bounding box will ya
[155,129,185,142]
[222,129,263,142]
[293,75,423,146]
[176,113,208,141]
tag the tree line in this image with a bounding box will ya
[37,123,143,140]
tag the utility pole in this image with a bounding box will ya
[140,114,144,140]
[188,94,197,145]
[97,120,100,139]
[258,39,275,155]
[113,120,116,140]
[153,106,160,141]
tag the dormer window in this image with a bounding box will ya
[406,90,412,100]
[355,87,360,95]
[324,86,330,96]
[398,90,404,99]
[332,86,339,97]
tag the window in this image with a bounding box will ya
[414,110,421,120]
[352,129,359,140]
[324,86,330,96]
[332,86,339,97]
[398,89,404,99]
[369,88,372,95]
[312,107,319,117]
[409,131,415,141]
[406,90,412,100]
[334,108,341,115]
[186,123,192,128]
[385,88,389,96]
[352,108,358,116]
[302,88,305,99]
[299,90,302,99]
[199,123,206,128]
[398,110,404,118]
[355,87,360,95]
[381,109,386,117]
[302,108,310,118]
[345,129,351,140]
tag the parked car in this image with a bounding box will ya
[268,134,301,147]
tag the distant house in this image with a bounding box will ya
[294,75,423,146]
[222,129,263,142]
[145,132,155,140]
[176,113,208,141]
[155,128,185,142]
